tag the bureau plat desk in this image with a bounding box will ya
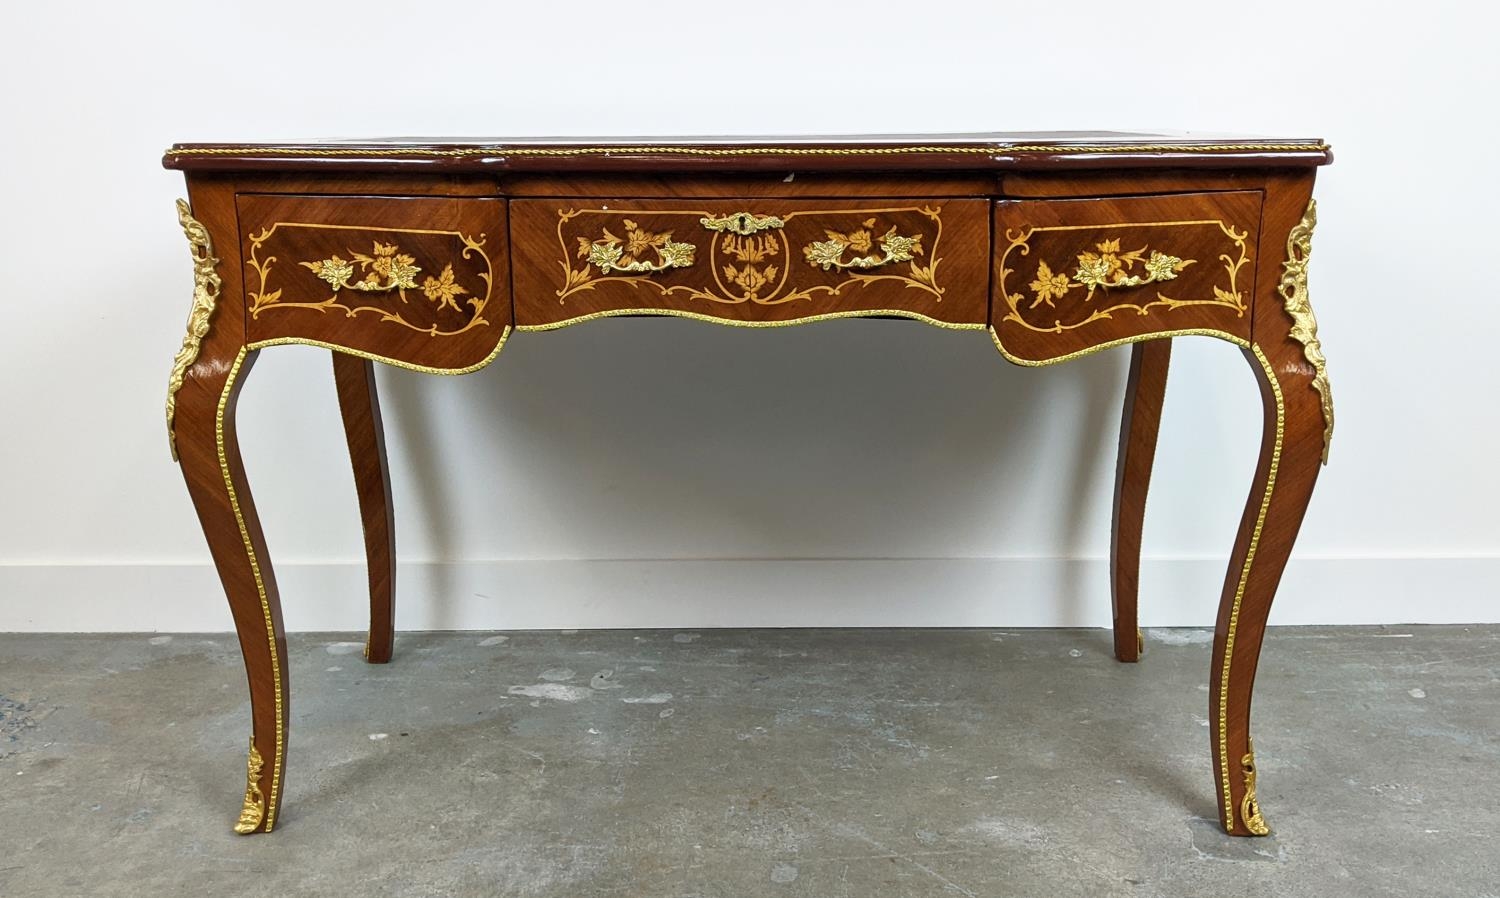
[161,132,1334,838]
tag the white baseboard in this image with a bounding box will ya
[0,557,1492,632]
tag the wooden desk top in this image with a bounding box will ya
[164,131,1332,174]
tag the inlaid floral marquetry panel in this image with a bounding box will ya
[236,195,510,371]
[510,200,991,328]
[992,191,1263,363]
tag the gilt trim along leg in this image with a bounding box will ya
[1209,196,1331,835]
[169,192,289,834]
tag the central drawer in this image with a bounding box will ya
[510,199,989,329]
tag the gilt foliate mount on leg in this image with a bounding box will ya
[165,199,223,461]
[233,738,267,834]
[1279,199,1334,463]
[1240,740,1270,836]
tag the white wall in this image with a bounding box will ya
[2,1,1496,632]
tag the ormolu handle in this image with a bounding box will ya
[582,219,696,275]
[1026,240,1193,308]
[302,241,422,292]
[1072,247,1189,291]
[803,223,923,271]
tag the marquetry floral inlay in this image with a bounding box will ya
[421,264,469,311]
[999,220,1250,334]
[248,226,494,337]
[713,231,779,301]
[555,206,948,306]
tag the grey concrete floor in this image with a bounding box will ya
[0,626,1496,897]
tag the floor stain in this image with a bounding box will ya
[0,695,51,757]
[960,816,1049,848]
[621,693,672,705]
[1148,629,1215,646]
[508,684,593,702]
[590,670,623,690]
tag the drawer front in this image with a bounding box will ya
[238,194,511,370]
[511,199,989,328]
[992,191,1261,363]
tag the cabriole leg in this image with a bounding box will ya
[333,352,396,664]
[1211,198,1332,835]
[1110,339,1172,662]
[176,348,289,834]
[168,195,288,835]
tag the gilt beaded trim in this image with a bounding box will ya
[166,142,1330,159]
[516,308,985,332]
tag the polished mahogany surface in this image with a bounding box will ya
[162,133,1333,839]
[165,131,1331,173]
